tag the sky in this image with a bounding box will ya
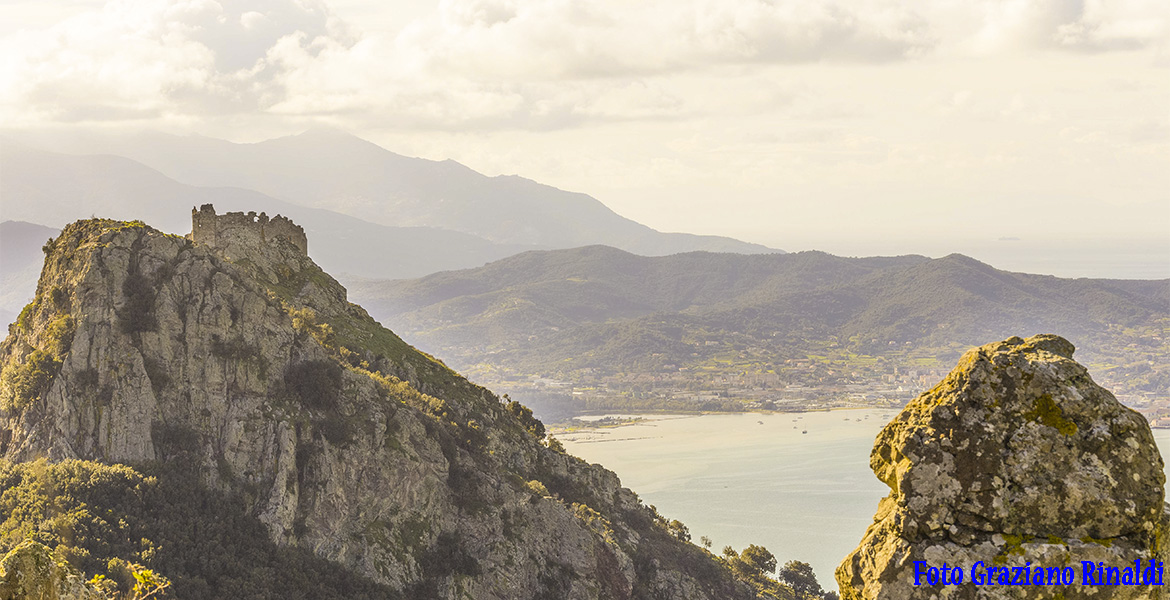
[1,0,1168,277]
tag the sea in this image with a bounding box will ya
[559,411,1170,592]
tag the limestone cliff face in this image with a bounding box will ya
[836,334,1169,600]
[0,219,752,599]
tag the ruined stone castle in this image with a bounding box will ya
[188,204,308,255]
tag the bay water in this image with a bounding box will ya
[560,411,1170,593]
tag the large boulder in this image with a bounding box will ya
[837,334,1170,599]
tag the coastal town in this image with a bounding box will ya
[472,342,1170,425]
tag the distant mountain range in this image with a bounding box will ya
[1,140,538,270]
[4,129,777,254]
[345,246,1169,389]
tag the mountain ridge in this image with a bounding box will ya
[0,142,540,279]
[343,247,1169,415]
[4,129,779,255]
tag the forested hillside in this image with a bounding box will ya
[347,247,1169,416]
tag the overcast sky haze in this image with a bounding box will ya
[1,0,1168,277]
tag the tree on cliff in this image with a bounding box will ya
[721,544,797,599]
[777,560,824,599]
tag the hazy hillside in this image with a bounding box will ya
[351,247,926,337]
[346,247,1169,409]
[12,129,779,255]
[0,221,58,327]
[0,142,537,284]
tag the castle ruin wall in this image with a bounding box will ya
[188,204,308,255]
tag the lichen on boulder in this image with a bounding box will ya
[836,334,1170,599]
[0,540,104,600]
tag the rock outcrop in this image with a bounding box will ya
[0,218,755,599]
[836,334,1169,599]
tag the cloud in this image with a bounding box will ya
[947,0,1170,54]
[0,0,713,130]
[260,33,690,130]
[1,0,1167,132]
[398,0,934,80]
[1051,0,1169,51]
[0,0,353,123]
[1127,118,1169,143]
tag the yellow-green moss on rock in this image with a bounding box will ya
[1023,393,1077,436]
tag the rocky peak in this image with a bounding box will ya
[836,334,1169,599]
[0,218,757,599]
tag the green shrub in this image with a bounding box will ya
[142,358,171,396]
[505,399,545,438]
[209,336,260,361]
[15,304,34,330]
[526,479,550,497]
[0,458,398,600]
[1,314,78,412]
[118,271,157,334]
[288,308,334,346]
[283,360,343,412]
[316,414,355,446]
[667,519,691,542]
[150,422,201,462]
[419,532,480,578]
[2,349,62,412]
[49,286,68,309]
[75,368,100,391]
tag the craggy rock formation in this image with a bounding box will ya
[0,218,754,599]
[0,541,103,600]
[837,334,1170,599]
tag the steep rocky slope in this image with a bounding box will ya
[836,334,1170,599]
[0,218,761,599]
